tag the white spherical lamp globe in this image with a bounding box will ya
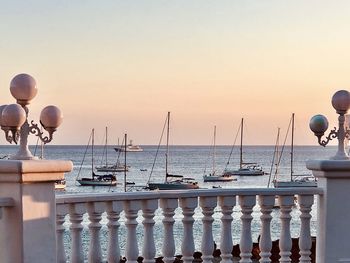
[10,73,38,106]
[0,105,8,126]
[331,90,350,114]
[309,114,329,135]
[1,104,26,129]
[40,105,63,130]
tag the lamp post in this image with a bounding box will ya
[0,73,63,160]
[309,90,350,160]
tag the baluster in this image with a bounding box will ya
[56,204,69,263]
[124,200,141,263]
[298,195,314,263]
[69,203,86,263]
[142,199,158,263]
[239,195,256,263]
[179,197,198,263]
[87,202,105,263]
[200,196,217,263]
[278,195,294,263]
[106,201,123,263]
[160,198,178,263]
[258,195,274,263]
[219,196,236,263]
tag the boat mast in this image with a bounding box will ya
[105,126,108,167]
[124,133,127,192]
[213,125,216,175]
[92,128,94,178]
[165,111,170,182]
[240,118,243,169]
[291,113,295,181]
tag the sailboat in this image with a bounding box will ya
[95,127,129,172]
[203,126,236,182]
[76,129,117,186]
[147,112,199,190]
[273,114,317,188]
[224,118,265,176]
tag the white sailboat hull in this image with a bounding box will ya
[203,174,236,182]
[96,165,129,172]
[224,168,264,176]
[273,181,317,187]
[77,178,117,186]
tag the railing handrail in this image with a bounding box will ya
[56,187,323,204]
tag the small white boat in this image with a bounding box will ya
[54,180,66,190]
[114,140,143,152]
[203,126,236,182]
[273,176,317,188]
[76,129,117,186]
[203,173,236,182]
[224,118,265,176]
[225,164,265,176]
[272,114,317,188]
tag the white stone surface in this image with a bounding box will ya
[0,159,72,263]
[307,159,350,263]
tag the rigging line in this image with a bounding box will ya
[224,123,240,170]
[75,130,93,182]
[33,134,40,156]
[274,115,293,179]
[114,136,124,165]
[115,136,125,165]
[267,128,280,188]
[98,130,107,166]
[146,114,168,185]
[203,128,215,176]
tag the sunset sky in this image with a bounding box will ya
[0,1,350,145]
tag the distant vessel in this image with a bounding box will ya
[147,112,199,190]
[55,180,66,190]
[76,129,117,186]
[272,114,317,188]
[114,140,143,152]
[224,118,265,176]
[203,126,236,182]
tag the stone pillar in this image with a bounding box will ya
[307,160,350,263]
[0,159,73,263]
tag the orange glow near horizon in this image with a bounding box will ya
[0,1,349,145]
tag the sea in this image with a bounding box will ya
[9,144,334,191]
[1,145,336,258]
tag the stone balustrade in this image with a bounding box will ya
[56,188,321,263]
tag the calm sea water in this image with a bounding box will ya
[1,144,336,258]
[8,144,334,192]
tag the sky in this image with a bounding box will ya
[0,0,350,145]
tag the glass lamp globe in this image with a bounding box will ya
[0,105,8,127]
[309,114,329,136]
[10,73,38,106]
[40,105,63,131]
[1,104,26,129]
[331,90,350,114]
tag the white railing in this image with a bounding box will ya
[56,188,322,263]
